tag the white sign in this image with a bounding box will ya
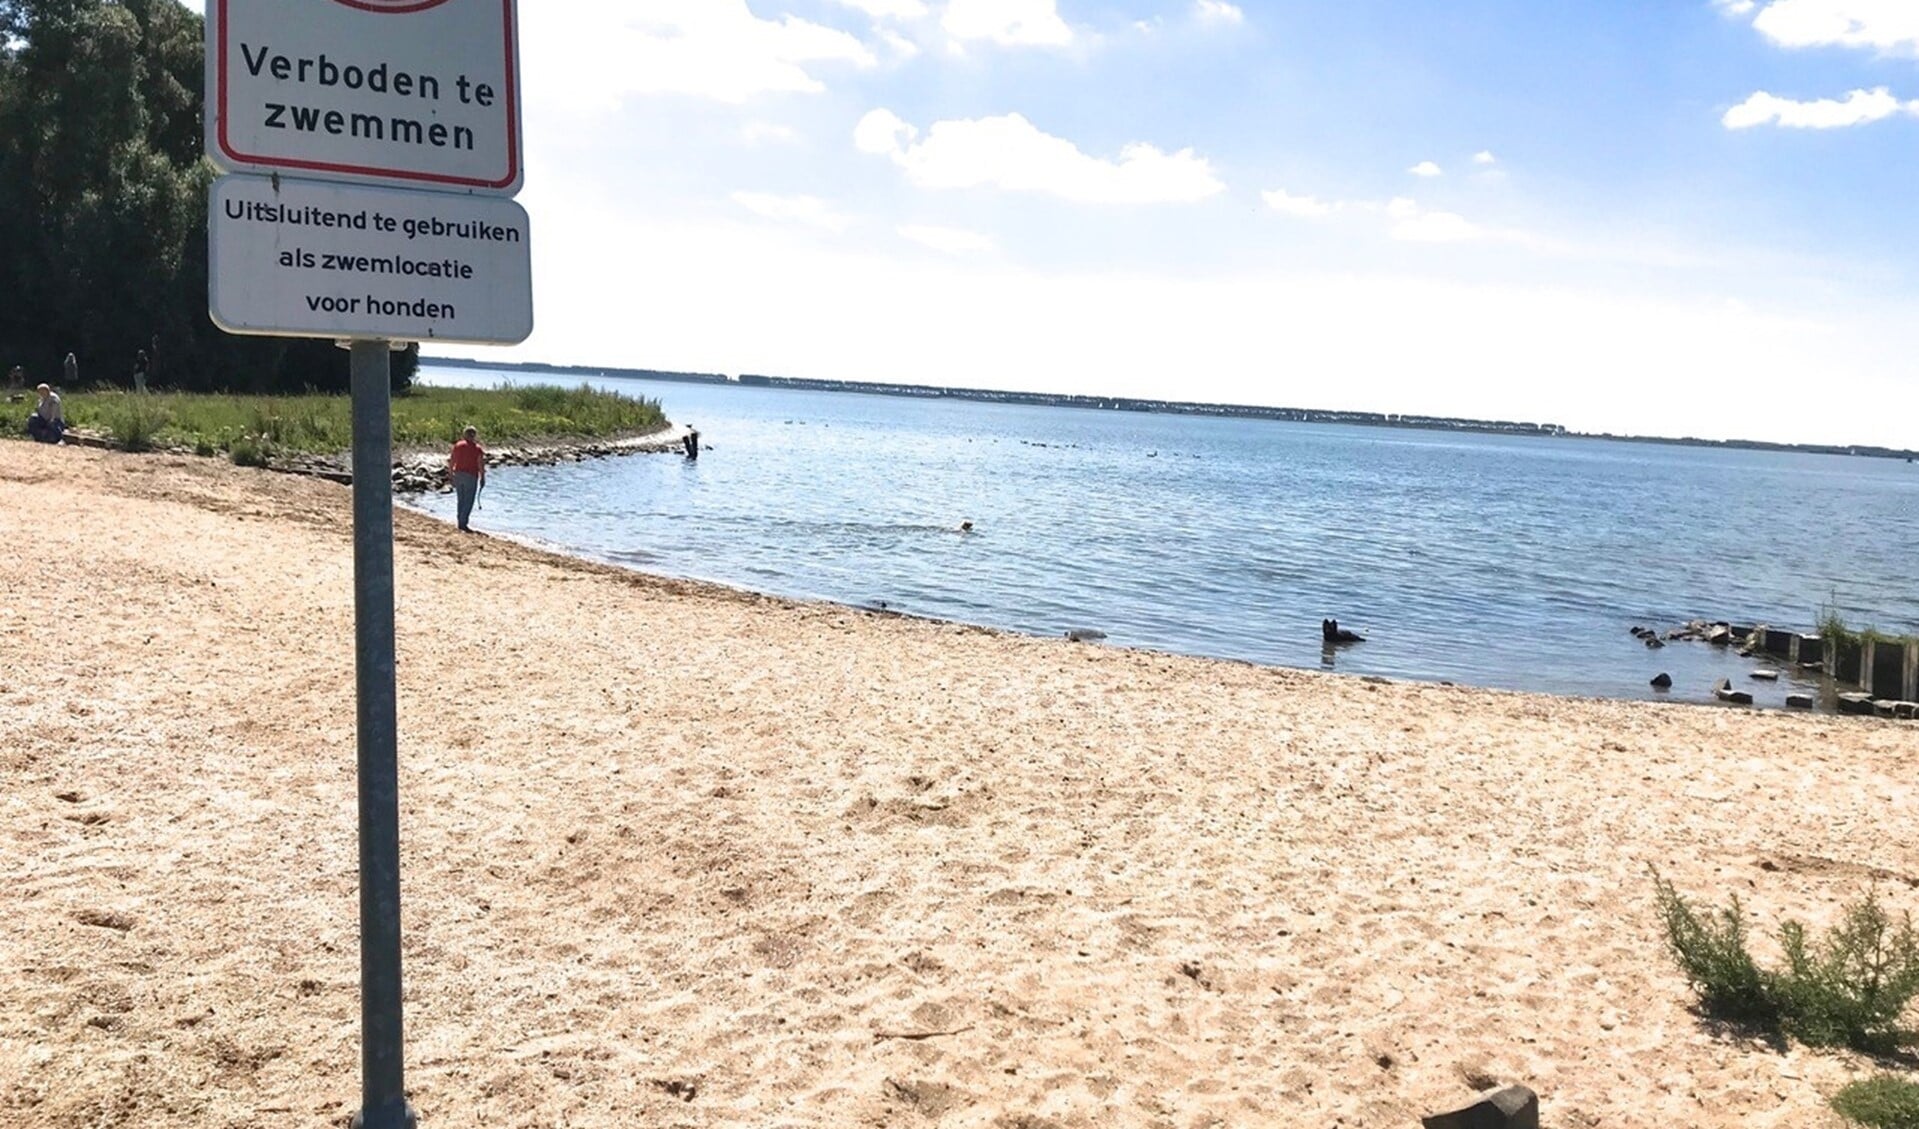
[209,174,533,344]
[206,0,523,195]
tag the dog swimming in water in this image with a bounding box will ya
[1322,618,1365,645]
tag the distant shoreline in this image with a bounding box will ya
[423,355,1919,462]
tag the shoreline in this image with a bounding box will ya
[389,423,689,493]
[4,440,1917,1128]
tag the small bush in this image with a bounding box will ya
[193,437,216,458]
[1653,871,1919,1053]
[1653,871,1775,1024]
[229,435,270,468]
[246,402,286,444]
[1776,899,1919,1052]
[96,396,172,452]
[1833,1075,1919,1128]
[1822,613,1852,649]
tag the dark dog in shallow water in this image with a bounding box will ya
[1322,618,1365,644]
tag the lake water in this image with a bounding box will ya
[415,365,1919,706]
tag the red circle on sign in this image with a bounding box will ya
[331,0,453,12]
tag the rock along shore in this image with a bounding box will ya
[385,424,691,494]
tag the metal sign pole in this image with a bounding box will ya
[348,338,416,1129]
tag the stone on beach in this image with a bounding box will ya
[1650,673,1673,690]
[1839,692,1877,715]
[1714,679,1754,706]
[1786,694,1814,710]
[1749,669,1779,682]
[1422,1084,1541,1129]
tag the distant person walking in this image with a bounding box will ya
[63,352,77,388]
[5,365,23,394]
[27,383,64,443]
[132,349,149,394]
[449,426,486,532]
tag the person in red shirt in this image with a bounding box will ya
[448,426,486,532]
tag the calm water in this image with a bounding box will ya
[416,365,1919,705]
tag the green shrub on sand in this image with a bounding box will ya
[1653,870,1919,1055]
[1833,1075,1919,1129]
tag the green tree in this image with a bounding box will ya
[0,0,420,395]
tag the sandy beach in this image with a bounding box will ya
[2,439,1916,1129]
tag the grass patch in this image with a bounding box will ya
[1821,604,1853,650]
[1653,870,1919,1055]
[1818,603,1909,649]
[89,394,172,453]
[56,384,666,456]
[1834,1075,1919,1128]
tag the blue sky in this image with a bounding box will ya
[186,1,1919,445]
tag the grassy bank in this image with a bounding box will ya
[41,384,666,458]
[1820,609,1917,650]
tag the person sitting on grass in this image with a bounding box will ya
[449,425,486,532]
[26,383,64,444]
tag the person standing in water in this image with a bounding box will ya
[449,426,486,532]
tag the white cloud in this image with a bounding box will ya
[1195,0,1246,24]
[1262,189,1509,245]
[1386,197,1485,243]
[878,28,924,59]
[731,192,853,232]
[943,0,1074,47]
[1473,150,1498,165]
[1262,189,1337,218]
[1749,0,1919,54]
[855,108,920,155]
[855,109,1225,204]
[899,224,997,254]
[741,122,801,145]
[1722,87,1913,128]
[832,0,931,18]
[1409,160,1444,178]
[528,1,875,109]
[1714,0,1757,16]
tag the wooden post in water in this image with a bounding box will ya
[1861,639,1878,697]
[1905,640,1918,703]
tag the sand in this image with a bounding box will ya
[2,439,1916,1129]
